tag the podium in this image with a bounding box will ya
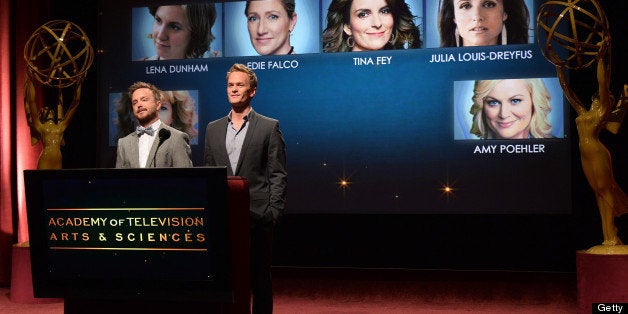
[24,168,250,313]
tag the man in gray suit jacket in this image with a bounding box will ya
[116,81,192,168]
[204,64,287,314]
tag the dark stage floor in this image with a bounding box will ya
[1,267,577,313]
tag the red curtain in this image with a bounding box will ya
[0,0,14,285]
[0,0,48,286]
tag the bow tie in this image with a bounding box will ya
[136,126,155,136]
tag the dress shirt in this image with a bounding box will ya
[226,111,249,173]
[138,120,161,168]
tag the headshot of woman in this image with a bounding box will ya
[322,0,422,52]
[224,0,318,56]
[245,0,297,55]
[437,0,529,47]
[141,4,219,60]
[469,79,552,139]
[160,90,199,144]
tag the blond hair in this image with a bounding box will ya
[470,79,552,139]
[128,81,163,102]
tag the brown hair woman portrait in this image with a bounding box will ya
[438,0,529,47]
[323,0,421,52]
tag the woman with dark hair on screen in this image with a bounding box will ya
[470,78,552,139]
[323,0,421,52]
[145,3,218,60]
[438,0,529,47]
[245,0,297,55]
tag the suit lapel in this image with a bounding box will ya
[235,110,257,175]
[215,117,233,175]
[129,134,141,168]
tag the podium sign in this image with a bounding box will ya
[25,167,231,301]
[45,208,208,251]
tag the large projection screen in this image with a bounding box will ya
[98,0,570,215]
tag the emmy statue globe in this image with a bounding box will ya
[538,0,627,253]
[538,1,627,311]
[23,20,94,169]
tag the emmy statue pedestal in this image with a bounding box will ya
[537,2,628,312]
[9,243,62,304]
[576,251,628,313]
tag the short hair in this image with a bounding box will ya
[470,79,552,139]
[322,0,422,52]
[149,4,217,58]
[226,63,258,89]
[437,0,529,47]
[245,0,296,18]
[128,81,163,102]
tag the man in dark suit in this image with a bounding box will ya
[204,63,287,314]
[116,81,192,168]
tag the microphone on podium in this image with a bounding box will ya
[152,128,171,167]
[158,128,171,142]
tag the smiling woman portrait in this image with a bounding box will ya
[470,78,552,139]
[323,0,421,52]
[245,0,298,55]
[143,3,219,60]
[438,0,529,47]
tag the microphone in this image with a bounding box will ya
[158,128,171,142]
[152,128,171,167]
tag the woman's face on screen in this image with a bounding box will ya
[483,80,533,139]
[152,6,192,59]
[159,100,173,126]
[246,0,297,55]
[453,0,507,46]
[343,0,394,51]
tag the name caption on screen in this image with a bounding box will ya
[353,56,392,66]
[246,59,299,71]
[473,144,545,154]
[429,50,532,63]
[145,64,209,74]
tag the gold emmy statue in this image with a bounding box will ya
[23,20,94,169]
[537,0,628,254]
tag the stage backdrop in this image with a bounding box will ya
[98,0,570,215]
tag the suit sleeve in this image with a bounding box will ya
[267,121,287,222]
[171,131,193,167]
[115,138,128,168]
[203,123,217,166]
